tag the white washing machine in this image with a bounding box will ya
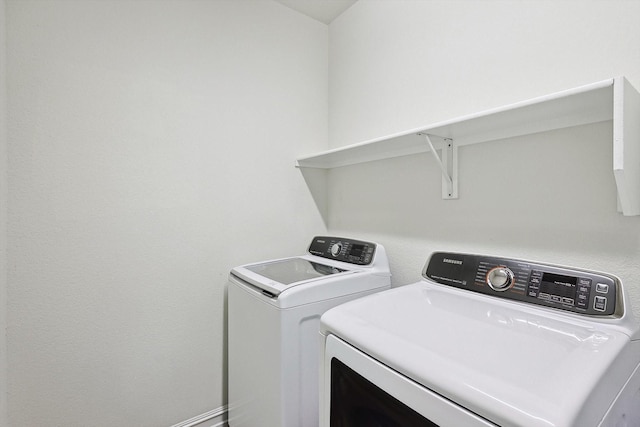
[320,252,640,427]
[227,236,391,427]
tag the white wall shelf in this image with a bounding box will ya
[296,77,640,216]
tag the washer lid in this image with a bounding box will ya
[321,281,637,427]
[232,257,351,296]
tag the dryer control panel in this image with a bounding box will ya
[425,252,620,316]
[308,236,376,266]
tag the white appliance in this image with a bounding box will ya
[227,236,391,427]
[320,252,640,427]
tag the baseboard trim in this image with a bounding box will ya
[171,406,228,427]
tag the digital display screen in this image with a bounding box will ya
[539,273,577,305]
[349,244,365,258]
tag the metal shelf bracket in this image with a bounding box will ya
[419,133,458,199]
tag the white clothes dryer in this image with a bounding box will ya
[320,252,640,427]
[227,236,391,427]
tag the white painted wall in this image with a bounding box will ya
[5,1,327,425]
[6,0,640,425]
[328,0,640,317]
[0,0,9,425]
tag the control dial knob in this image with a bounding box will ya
[330,243,342,257]
[486,266,514,291]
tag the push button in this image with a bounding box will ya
[594,296,607,312]
[596,283,609,293]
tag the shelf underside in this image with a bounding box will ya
[296,77,640,216]
[296,79,614,169]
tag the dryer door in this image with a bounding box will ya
[321,334,496,427]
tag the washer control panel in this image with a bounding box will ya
[424,252,619,316]
[308,236,376,266]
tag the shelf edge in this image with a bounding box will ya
[613,76,640,216]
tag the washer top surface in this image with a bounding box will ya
[243,257,347,286]
[321,253,640,427]
[230,236,391,301]
[233,255,356,296]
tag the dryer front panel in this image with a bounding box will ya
[321,334,496,427]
